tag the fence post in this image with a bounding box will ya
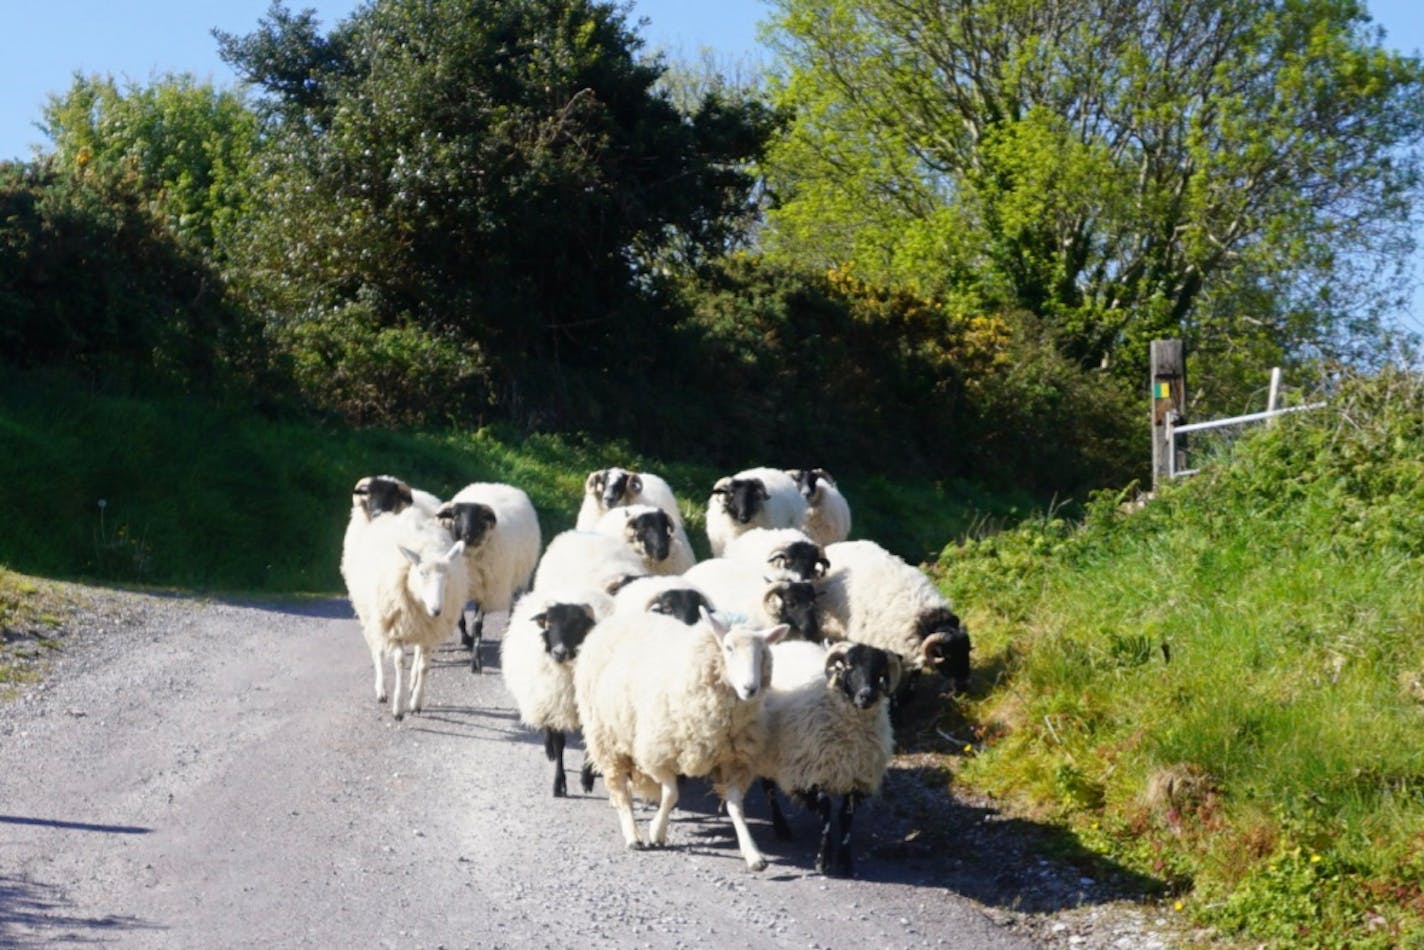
[1150,339,1187,492]
[1267,366,1283,423]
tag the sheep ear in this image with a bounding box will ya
[531,611,549,629]
[353,477,372,495]
[768,552,788,568]
[585,470,604,493]
[445,540,466,563]
[824,641,850,677]
[399,546,422,566]
[701,606,730,641]
[711,477,731,495]
[756,482,770,500]
[763,623,790,645]
[436,503,455,521]
[815,555,830,577]
[886,651,905,694]
[629,473,643,494]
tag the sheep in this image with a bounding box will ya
[436,482,542,673]
[787,468,851,547]
[817,539,972,696]
[574,607,789,870]
[499,587,616,797]
[611,574,714,626]
[683,557,824,642]
[755,640,901,877]
[576,467,685,531]
[531,530,649,596]
[705,467,808,556]
[343,513,468,720]
[594,504,696,576]
[722,527,829,582]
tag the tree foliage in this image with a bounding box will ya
[761,0,1424,382]
[40,73,261,258]
[217,0,781,416]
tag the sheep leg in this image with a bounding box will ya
[546,729,568,798]
[647,770,680,847]
[763,778,794,841]
[388,644,407,720]
[813,788,834,874]
[724,783,768,872]
[468,605,485,673]
[606,772,644,849]
[367,636,388,704]
[580,759,597,793]
[832,792,861,878]
[408,644,430,715]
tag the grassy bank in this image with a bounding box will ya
[936,369,1424,945]
[0,371,1029,593]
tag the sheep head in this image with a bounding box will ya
[701,607,789,701]
[622,506,673,562]
[713,477,769,524]
[354,475,414,521]
[917,611,971,692]
[437,501,497,551]
[399,540,465,618]
[763,580,821,642]
[767,540,829,580]
[825,641,902,710]
[646,586,713,625]
[532,602,598,664]
[788,468,833,503]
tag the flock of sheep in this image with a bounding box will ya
[339,465,971,877]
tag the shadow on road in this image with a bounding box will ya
[0,875,164,947]
[0,816,151,835]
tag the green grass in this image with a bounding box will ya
[0,369,1030,594]
[935,368,1424,945]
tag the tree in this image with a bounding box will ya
[40,74,262,259]
[217,0,780,410]
[761,0,1424,380]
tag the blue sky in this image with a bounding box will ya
[2,0,1421,330]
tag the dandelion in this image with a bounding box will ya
[1173,901,1184,912]
[1310,853,1322,864]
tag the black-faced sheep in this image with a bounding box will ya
[683,557,824,642]
[723,527,829,582]
[756,640,900,877]
[787,468,852,547]
[574,607,788,870]
[818,540,971,697]
[611,575,715,626]
[500,587,615,797]
[576,467,685,531]
[594,504,696,576]
[437,482,542,673]
[705,467,808,557]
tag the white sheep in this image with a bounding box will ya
[436,482,542,673]
[787,468,851,547]
[817,540,971,694]
[755,640,901,877]
[574,607,789,870]
[576,467,685,530]
[611,574,714,626]
[343,513,468,720]
[499,586,616,797]
[531,530,649,595]
[722,526,829,582]
[594,504,696,576]
[683,557,824,642]
[705,467,808,556]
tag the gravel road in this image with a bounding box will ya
[0,586,1190,948]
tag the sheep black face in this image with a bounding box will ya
[440,502,498,550]
[534,603,598,664]
[789,468,830,502]
[766,581,822,642]
[625,509,673,562]
[715,477,770,524]
[355,475,413,520]
[826,643,902,710]
[600,467,635,509]
[923,624,972,694]
[769,540,830,580]
[647,587,713,625]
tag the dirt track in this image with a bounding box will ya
[0,587,1185,948]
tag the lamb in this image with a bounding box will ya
[817,540,971,694]
[531,530,649,595]
[343,513,468,720]
[755,640,901,877]
[574,607,788,870]
[499,587,615,797]
[705,467,808,556]
[594,504,696,576]
[436,482,542,673]
[787,468,851,547]
[683,557,824,642]
[722,527,829,582]
[576,467,685,530]
[611,575,714,626]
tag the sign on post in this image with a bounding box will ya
[1150,339,1187,491]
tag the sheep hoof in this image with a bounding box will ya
[626,841,646,851]
[747,857,768,872]
[394,711,405,722]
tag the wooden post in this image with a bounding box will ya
[1150,339,1187,492]
[1266,366,1283,423]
